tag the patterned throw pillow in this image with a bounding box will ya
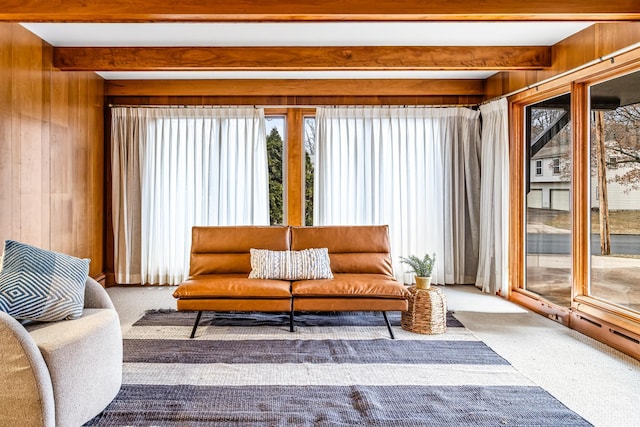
[0,240,89,322]
[249,248,334,280]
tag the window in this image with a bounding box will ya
[266,116,286,225]
[512,53,640,359]
[589,70,640,314]
[524,93,572,307]
[303,116,316,226]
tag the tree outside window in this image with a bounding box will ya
[304,117,316,226]
[265,117,285,225]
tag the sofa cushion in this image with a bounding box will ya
[0,240,89,322]
[290,226,394,276]
[174,275,292,299]
[190,226,290,275]
[292,274,410,299]
[249,248,333,280]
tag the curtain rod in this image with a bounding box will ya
[257,104,478,109]
[109,104,478,109]
[108,104,263,108]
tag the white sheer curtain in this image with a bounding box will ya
[476,98,510,295]
[315,106,481,284]
[111,107,268,285]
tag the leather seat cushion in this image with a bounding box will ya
[292,274,410,299]
[290,226,394,276]
[174,274,291,299]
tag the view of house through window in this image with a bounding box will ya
[525,93,573,306]
[589,71,640,313]
[266,116,285,225]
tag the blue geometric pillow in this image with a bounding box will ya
[0,240,89,322]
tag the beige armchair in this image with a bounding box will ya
[0,277,122,427]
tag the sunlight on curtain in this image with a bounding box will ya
[476,99,510,295]
[315,106,481,284]
[112,107,268,285]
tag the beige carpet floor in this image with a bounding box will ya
[107,284,640,427]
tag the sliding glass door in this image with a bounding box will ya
[511,53,640,358]
[524,93,573,307]
[589,71,640,314]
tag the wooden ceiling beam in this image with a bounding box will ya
[2,0,639,22]
[105,79,485,97]
[55,46,551,71]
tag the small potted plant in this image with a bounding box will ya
[400,253,436,289]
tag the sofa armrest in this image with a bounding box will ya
[84,277,115,310]
[0,312,55,427]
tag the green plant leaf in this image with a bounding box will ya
[400,252,436,277]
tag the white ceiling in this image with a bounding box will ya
[22,22,593,80]
[22,22,593,47]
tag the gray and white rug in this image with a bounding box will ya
[85,310,591,426]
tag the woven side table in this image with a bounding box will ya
[401,285,447,334]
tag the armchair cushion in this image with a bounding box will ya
[0,240,89,322]
[27,309,123,427]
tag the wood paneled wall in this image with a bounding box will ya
[0,23,104,278]
[486,22,640,99]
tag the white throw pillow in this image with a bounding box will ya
[249,248,333,280]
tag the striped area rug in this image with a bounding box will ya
[85,310,591,426]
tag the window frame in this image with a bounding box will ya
[535,159,543,176]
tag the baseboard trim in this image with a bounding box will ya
[510,291,639,360]
[571,311,640,359]
[103,272,117,288]
[92,273,106,287]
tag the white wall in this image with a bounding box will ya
[590,164,640,210]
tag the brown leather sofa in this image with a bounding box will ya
[173,225,410,338]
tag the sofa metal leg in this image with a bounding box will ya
[289,309,295,332]
[190,311,203,339]
[382,311,395,339]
